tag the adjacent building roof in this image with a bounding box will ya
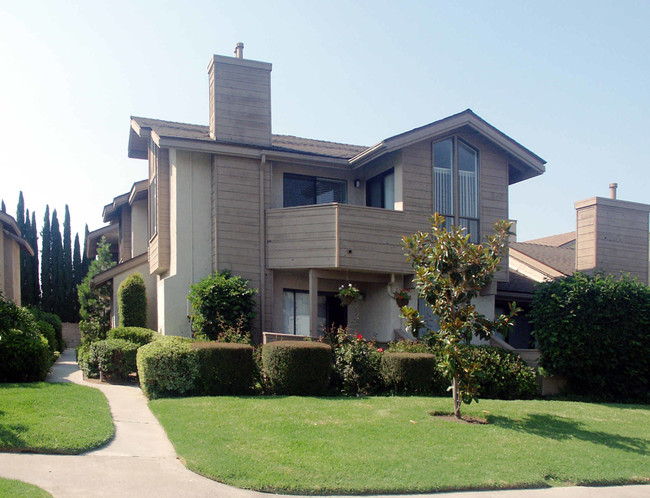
[524,231,576,247]
[128,109,546,184]
[510,241,575,277]
[0,212,34,256]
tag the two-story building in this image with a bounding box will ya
[99,45,546,340]
[0,211,34,305]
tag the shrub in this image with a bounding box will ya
[36,320,57,354]
[329,328,382,396]
[381,352,447,395]
[188,270,258,341]
[262,341,332,395]
[530,273,650,402]
[1,296,39,336]
[29,308,63,351]
[0,329,52,382]
[192,342,254,395]
[107,326,158,347]
[468,346,538,400]
[118,273,147,328]
[137,336,199,399]
[77,343,99,379]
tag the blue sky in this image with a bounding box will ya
[1,1,648,242]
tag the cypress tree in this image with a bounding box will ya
[16,192,25,233]
[1,200,5,213]
[31,211,40,305]
[63,206,73,321]
[50,210,64,317]
[73,233,82,320]
[22,212,34,305]
[82,224,91,278]
[41,206,52,312]
[16,192,28,303]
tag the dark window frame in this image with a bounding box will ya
[283,173,348,208]
[366,168,395,209]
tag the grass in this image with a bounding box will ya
[0,382,114,454]
[150,396,650,494]
[0,477,51,497]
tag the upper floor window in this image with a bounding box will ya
[149,144,158,239]
[283,173,347,208]
[366,168,395,209]
[433,138,479,242]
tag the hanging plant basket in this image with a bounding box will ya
[339,295,356,306]
[395,297,410,308]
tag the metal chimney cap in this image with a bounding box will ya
[609,182,618,199]
[234,42,244,59]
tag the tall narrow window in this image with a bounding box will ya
[432,138,479,242]
[148,144,158,239]
[283,174,347,207]
[282,290,326,335]
[366,168,395,209]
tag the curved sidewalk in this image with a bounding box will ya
[0,350,647,497]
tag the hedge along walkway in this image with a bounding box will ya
[0,350,647,498]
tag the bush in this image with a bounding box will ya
[262,341,332,395]
[36,320,57,354]
[381,352,447,395]
[468,346,538,400]
[192,342,254,395]
[118,273,147,328]
[0,329,52,382]
[77,343,99,379]
[188,270,258,341]
[137,336,199,399]
[107,326,158,347]
[29,308,63,352]
[329,328,382,396]
[78,339,140,381]
[530,273,650,402]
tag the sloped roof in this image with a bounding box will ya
[497,268,537,298]
[510,241,575,276]
[0,212,34,256]
[524,231,576,247]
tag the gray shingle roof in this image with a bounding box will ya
[511,241,575,276]
[524,231,576,247]
[131,116,367,159]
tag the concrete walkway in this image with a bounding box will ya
[0,350,647,497]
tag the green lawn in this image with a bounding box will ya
[150,396,650,494]
[0,477,51,497]
[0,383,114,454]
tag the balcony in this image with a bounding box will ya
[266,203,414,273]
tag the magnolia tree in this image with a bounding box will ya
[401,213,518,418]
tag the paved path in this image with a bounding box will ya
[0,350,647,497]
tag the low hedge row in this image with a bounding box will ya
[107,326,158,347]
[78,339,140,380]
[193,342,255,395]
[262,341,332,395]
[380,352,447,395]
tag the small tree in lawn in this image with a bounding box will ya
[401,213,518,419]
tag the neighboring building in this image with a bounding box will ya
[0,211,34,305]
[117,45,546,341]
[87,180,157,330]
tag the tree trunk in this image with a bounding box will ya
[452,376,461,418]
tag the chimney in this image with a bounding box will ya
[234,42,244,59]
[208,45,272,146]
[609,182,618,199]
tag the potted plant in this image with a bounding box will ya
[392,288,411,308]
[338,283,361,306]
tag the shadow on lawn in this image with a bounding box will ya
[489,413,648,455]
[0,409,29,451]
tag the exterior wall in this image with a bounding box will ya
[156,149,213,336]
[149,146,171,275]
[119,208,132,262]
[0,229,4,298]
[1,234,21,305]
[130,199,148,258]
[110,262,158,331]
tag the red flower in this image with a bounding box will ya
[357,334,363,340]
[378,348,384,353]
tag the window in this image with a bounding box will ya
[282,290,326,336]
[148,144,159,239]
[433,138,479,242]
[366,168,395,209]
[283,174,347,207]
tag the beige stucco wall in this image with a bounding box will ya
[156,149,213,336]
[111,263,158,331]
[2,233,21,305]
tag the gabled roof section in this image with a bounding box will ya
[350,109,546,184]
[511,241,575,277]
[102,180,149,222]
[0,212,34,256]
[524,231,576,247]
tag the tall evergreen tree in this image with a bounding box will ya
[82,224,91,279]
[16,192,28,303]
[1,200,5,213]
[22,212,34,305]
[50,210,64,317]
[31,211,40,305]
[73,233,82,320]
[15,192,25,232]
[41,206,52,312]
[63,206,73,321]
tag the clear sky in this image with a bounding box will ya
[1,0,648,243]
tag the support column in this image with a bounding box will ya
[309,269,319,337]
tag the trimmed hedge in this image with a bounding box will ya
[77,338,139,380]
[192,342,254,395]
[137,337,199,399]
[36,320,57,354]
[262,341,332,395]
[381,352,446,395]
[0,328,52,382]
[118,273,147,328]
[29,308,63,352]
[107,326,157,347]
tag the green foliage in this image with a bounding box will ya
[118,273,147,327]
[136,336,199,399]
[78,236,115,344]
[0,297,52,381]
[36,320,56,354]
[192,342,255,395]
[468,346,538,400]
[91,339,140,380]
[40,206,52,311]
[326,327,382,396]
[49,209,64,316]
[380,352,447,395]
[188,270,258,341]
[402,213,517,416]
[29,308,63,351]
[530,272,650,402]
[107,326,157,347]
[262,341,332,395]
[76,343,98,378]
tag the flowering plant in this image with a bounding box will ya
[338,283,361,299]
[392,289,410,300]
